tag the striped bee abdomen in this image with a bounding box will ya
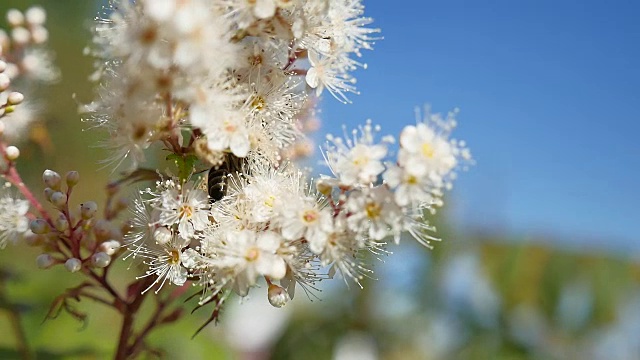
[207,153,245,203]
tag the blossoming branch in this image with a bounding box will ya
[0,1,471,358]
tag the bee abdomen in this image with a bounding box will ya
[207,166,228,203]
[207,153,246,203]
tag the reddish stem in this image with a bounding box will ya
[3,165,51,222]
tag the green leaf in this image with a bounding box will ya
[166,154,198,183]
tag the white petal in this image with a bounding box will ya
[306,67,319,88]
[169,266,188,286]
[230,132,250,157]
[254,0,276,19]
[207,133,228,151]
[144,0,175,21]
[257,232,281,252]
[308,236,326,254]
[400,125,420,151]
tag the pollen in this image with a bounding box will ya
[168,249,181,265]
[249,54,263,66]
[352,156,368,166]
[421,143,435,158]
[365,202,382,218]
[302,210,318,223]
[245,247,260,261]
[264,195,275,208]
[179,204,193,218]
[224,121,237,132]
[251,96,266,111]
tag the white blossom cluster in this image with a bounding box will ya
[87,0,378,170]
[0,6,58,141]
[0,185,30,249]
[79,0,472,309]
[125,111,470,307]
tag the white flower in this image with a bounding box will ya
[152,179,211,238]
[383,165,438,207]
[397,107,472,193]
[137,233,191,293]
[306,51,358,103]
[280,198,333,253]
[324,120,392,187]
[241,167,294,224]
[203,109,251,158]
[346,186,402,242]
[0,191,30,248]
[399,123,456,179]
[214,229,287,297]
[217,0,277,29]
[123,193,159,250]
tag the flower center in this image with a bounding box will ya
[328,233,338,246]
[168,249,181,265]
[249,54,263,66]
[264,195,275,208]
[251,96,266,111]
[179,204,193,219]
[140,27,157,44]
[245,247,260,261]
[365,202,382,218]
[224,121,237,133]
[407,175,418,184]
[421,143,435,158]
[353,156,368,166]
[302,209,318,224]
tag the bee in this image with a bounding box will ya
[207,153,246,203]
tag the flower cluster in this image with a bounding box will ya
[78,0,472,308]
[0,6,58,141]
[125,108,470,307]
[86,0,378,170]
[0,2,472,350]
[0,185,30,249]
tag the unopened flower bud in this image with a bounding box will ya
[50,191,67,208]
[42,169,61,189]
[7,92,24,105]
[0,73,10,91]
[316,179,333,196]
[93,219,111,240]
[6,9,24,26]
[64,258,82,273]
[30,26,48,44]
[99,240,121,255]
[25,7,46,26]
[5,146,19,160]
[91,252,111,268]
[30,218,49,234]
[36,253,54,269]
[80,201,98,219]
[268,284,290,308]
[65,171,79,187]
[11,27,30,45]
[43,187,54,201]
[0,60,6,72]
[154,227,172,245]
[54,214,69,232]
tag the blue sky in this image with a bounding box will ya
[322,1,640,250]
